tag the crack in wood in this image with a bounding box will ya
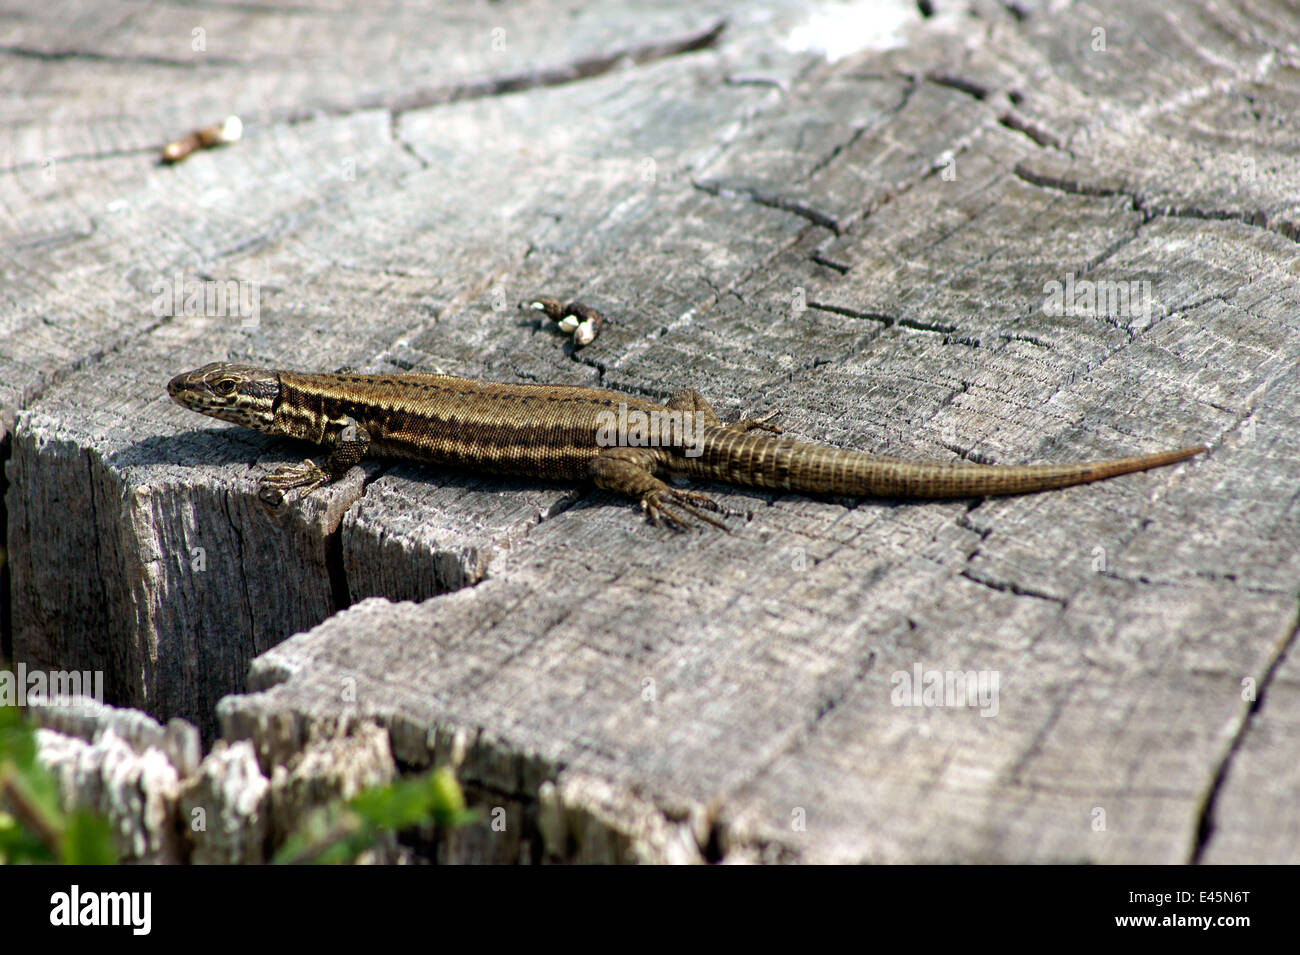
[805,299,958,334]
[1014,162,1291,243]
[997,111,1066,151]
[959,567,1069,606]
[274,19,727,126]
[808,252,850,273]
[0,44,246,69]
[1190,603,1300,862]
[693,177,841,232]
[924,72,992,101]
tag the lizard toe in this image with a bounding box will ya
[643,489,728,531]
[261,459,330,493]
[728,409,783,435]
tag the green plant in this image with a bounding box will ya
[0,703,117,864]
[274,766,478,864]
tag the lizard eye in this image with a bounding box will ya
[214,378,238,397]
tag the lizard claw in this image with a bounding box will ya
[261,459,330,496]
[258,485,285,507]
[641,488,729,531]
[729,409,783,435]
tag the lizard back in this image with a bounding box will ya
[275,371,667,480]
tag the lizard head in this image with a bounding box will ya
[167,362,280,430]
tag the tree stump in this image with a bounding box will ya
[5,0,1297,862]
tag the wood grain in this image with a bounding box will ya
[5,0,1297,862]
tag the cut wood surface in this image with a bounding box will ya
[4,0,1298,862]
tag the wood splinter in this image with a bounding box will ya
[161,115,243,164]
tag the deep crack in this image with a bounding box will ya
[1190,602,1300,863]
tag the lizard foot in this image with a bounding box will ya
[728,409,783,435]
[260,459,330,503]
[641,487,729,531]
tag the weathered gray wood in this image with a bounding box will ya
[37,727,186,863]
[27,696,383,864]
[5,0,1298,862]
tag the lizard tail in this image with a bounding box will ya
[690,431,1205,498]
[828,444,1206,498]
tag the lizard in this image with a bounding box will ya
[167,352,1205,530]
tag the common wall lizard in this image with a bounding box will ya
[167,358,1204,529]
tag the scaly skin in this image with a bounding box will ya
[167,357,1205,529]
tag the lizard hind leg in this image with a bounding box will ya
[665,389,723,424]
[590,447,728,531]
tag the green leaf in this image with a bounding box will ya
[275,766,478,864]
[0,701,118,865]
[0,703,37,768]
[61,810,118,865]
[0,808,56,864]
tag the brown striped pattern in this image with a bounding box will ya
[672,428,1204,497]
[276,371,666,480]
[171,365,1204,504]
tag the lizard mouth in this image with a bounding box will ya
[166,370,203,408]
[167,368,221,411]
[166,364,280,430]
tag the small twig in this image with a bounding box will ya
[0,769,63,856]
[161,115,243,164]
[277,813,365,865]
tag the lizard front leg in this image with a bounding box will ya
[666,389,782,434]
[260,417,371,504]
[590,447,727,530]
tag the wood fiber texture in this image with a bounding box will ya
[4,0,1297,862]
